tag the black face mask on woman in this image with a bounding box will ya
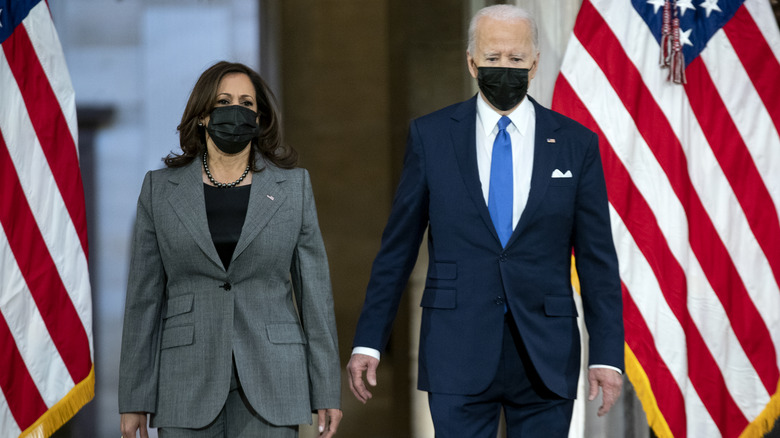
[205,105,260,154]
[476,66,530,112]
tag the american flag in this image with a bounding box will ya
[0,0,94,437]
[553,0,780,436]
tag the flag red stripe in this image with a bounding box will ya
[683,56,780,393]
[602,148,749,437]
[622,284,687,438]
[553,73,748,436]
[724,6,780,136]
[0,310,48,430]
[1,24,88,260]
[574,0,778,395]
[684,55,780,293]
[0,136,91,383]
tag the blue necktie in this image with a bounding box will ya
[488,116,513,247]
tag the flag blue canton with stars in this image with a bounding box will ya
[0,0,41,44]
[632,0,744,67]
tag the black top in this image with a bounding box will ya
[204,184,251,270]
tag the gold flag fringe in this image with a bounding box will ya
[625,346,675,437]
[739,379,780,438]
[19,365,95,438]
[626,350,780,437]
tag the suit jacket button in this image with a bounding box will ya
[495,297,504,305]
[222,282,232,291]
[499,254,507,262]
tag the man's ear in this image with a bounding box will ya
[467,53,478,79]
[529,52,540,80]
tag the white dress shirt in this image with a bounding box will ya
[475,92,535,228]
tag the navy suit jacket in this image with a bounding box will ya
[353,95,624,399]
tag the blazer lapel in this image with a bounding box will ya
[450,95,503,245]
[231,164,285,263]
[507,98,561,247]
[168,159,224,269]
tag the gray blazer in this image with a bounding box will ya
[118,158,340,428]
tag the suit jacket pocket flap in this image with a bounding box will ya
[164,294,193,319]
[544,295,578,317]
[420,288,457,309]
[266,323,306,344]
[160,325,194,349]
[429,262,457,280]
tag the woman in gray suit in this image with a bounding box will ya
[119,61,342,438]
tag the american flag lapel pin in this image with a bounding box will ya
[547,138,556,143]
[266,194,275,201]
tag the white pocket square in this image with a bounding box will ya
[551,169,572,178]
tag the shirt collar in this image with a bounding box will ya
[476,93,533,137]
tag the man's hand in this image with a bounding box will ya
[317,408,342,437]
[588,368,623,416]
[120,412,149,438]
[346,353,379,403]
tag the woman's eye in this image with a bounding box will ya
[217,99,230,105]
[242,101,254,107]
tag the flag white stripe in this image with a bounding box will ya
[0,388,22,438]
[0,229,75,406]
[610,206,727,434]
[565,31,768,418]
[612,199,767,421]
[745,0,780,64]
[19,8,93,351]
[608,206,688,389]
[22,1,78,149]
[560,18,692,259]
[0,51,93,355]
[683,376,721,438]
[701,30,780,220]
[610,206,725,437]
[560,36,692,268]
[591,0,780,367]
[687,267,771,419]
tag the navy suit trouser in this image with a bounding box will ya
[428,315,574,438]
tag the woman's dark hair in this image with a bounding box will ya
[164,61,297,170]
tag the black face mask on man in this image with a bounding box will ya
[205,105,260,154]
[476,66,530,112]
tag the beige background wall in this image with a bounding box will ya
[277,1,471,436]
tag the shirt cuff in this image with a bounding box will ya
[588,364,622,374]
[351,347,381,361]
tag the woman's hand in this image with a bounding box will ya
[120,412,149,438]
[317,408,342,437]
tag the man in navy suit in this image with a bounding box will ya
[347,5,624,436]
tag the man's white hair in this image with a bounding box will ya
[467,4,539,55]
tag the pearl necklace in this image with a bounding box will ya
[202,152,250,188]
